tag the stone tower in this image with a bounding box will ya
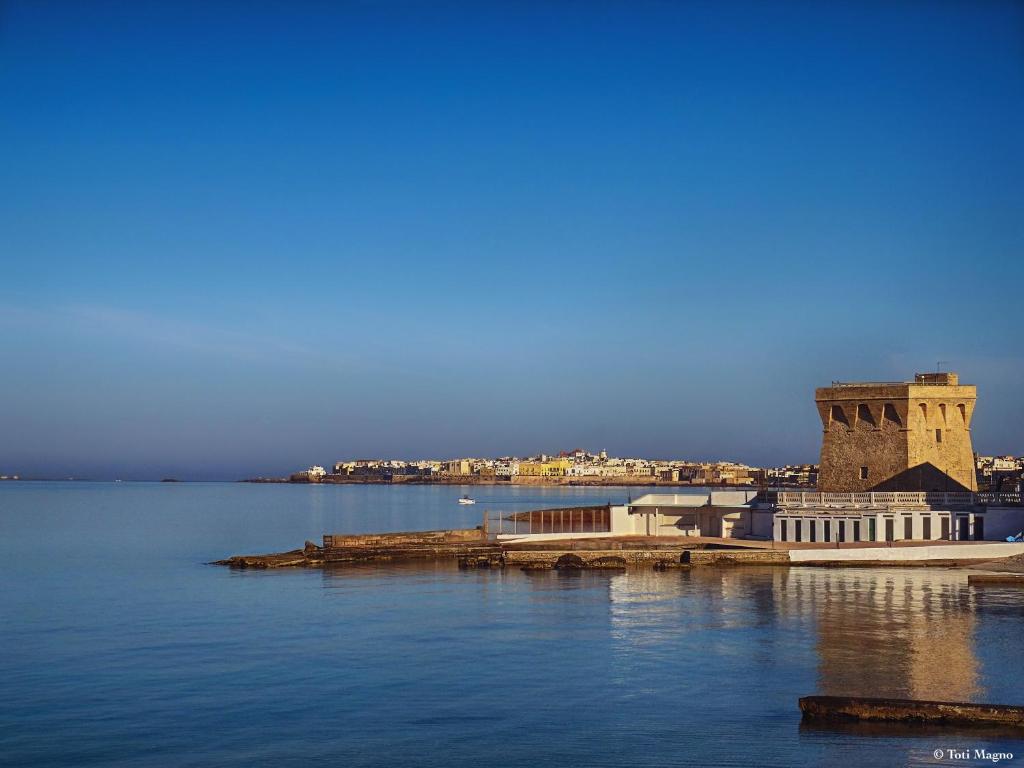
[815,372,977,493]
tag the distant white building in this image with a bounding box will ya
[494,459,520,478]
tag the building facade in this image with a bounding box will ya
[442,459,472,476]
[768,491,1023,543]
[518,458,571,477]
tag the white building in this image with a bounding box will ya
[768,491,1024,543]
[494,490,1024,544]
[494,459,519,478]
[619,491,770,538]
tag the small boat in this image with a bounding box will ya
[457,495,476,505]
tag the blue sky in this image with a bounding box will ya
[1,1,1022,479]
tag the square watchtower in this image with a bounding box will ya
[815,372,977,493]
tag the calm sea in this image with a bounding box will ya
[2,482,1022,767]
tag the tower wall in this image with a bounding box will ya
[904,382,977,492]
[816,373,977,493]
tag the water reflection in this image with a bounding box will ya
[798,569,978,701]
[318,562,984,704]
[603,566,979,702]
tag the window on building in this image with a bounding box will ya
[838,522,846,543]
[824,521,831,541]
[853,521,861,541]
[795,520,802,541]
[936,429,942,443]
[975,516,985,541]
[860,466,869,480]
[780,520,788,541]
[904,517,913,539]
[941,516,950,540]
[810,523,817,542]
[923,517,932,540]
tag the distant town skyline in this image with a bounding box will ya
[1,2,1022,480]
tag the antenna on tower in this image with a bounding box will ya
[936,360,950,373]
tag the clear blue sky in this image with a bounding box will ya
[1,1,1022,479]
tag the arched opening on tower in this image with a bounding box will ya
[957,403,967,424]
[829,405,849,428]
[918,403,928,426]
[856,404,876,428]
[939,403,947,424]
[882,403,902,428]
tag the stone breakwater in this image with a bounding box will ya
[800,696,1024,729]
[213,529,497,569]
[211,529,787,571]
[503,549,687,569]
[212,529,1024,571]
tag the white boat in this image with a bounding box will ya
[457,495,476,505]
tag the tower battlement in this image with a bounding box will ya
[815,373,977,493]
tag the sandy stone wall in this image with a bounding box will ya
[502,549,688,567]
[905,383,977,491]
[685,550,791,565]
[322,529,484,548]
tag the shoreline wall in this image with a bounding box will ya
[789,542,1024,563]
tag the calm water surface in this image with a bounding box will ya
[2,482,1023,767]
